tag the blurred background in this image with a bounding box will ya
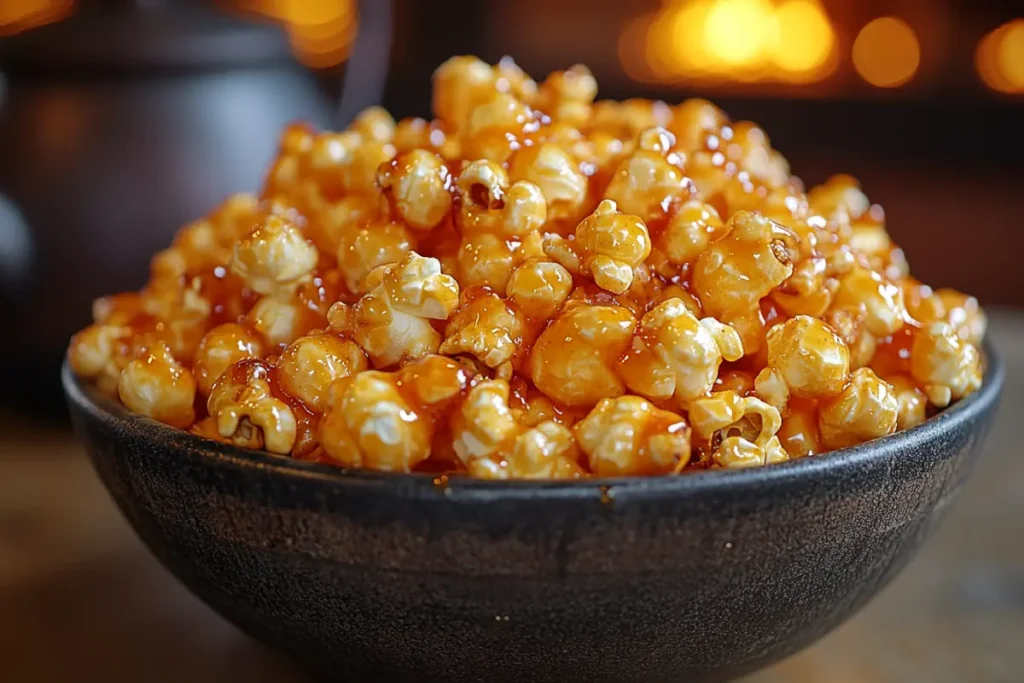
[1,0,1022,417]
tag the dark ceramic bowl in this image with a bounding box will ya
[63,344,1004,683]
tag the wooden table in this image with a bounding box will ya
[2,312,1022,683]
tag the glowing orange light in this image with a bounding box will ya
[771,0,835,81]
[0,0,74,36]
[235,0,358,69]
[977,20,1024,93]
[852,17,920,88]
[704,0,777,67]
[622,0,835,86]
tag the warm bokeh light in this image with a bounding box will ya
[620,0,835,86]
[977,20,1024,93]
[234,0,358,69]
[852,17,920,88]
[0,0,74,36]
[772,0,834,79]
[704,0,776,67]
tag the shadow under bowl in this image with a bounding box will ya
[63,344,1004,683]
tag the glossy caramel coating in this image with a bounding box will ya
[68,56,986,478]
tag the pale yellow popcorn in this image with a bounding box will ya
[574,199,652,294]
[319,371,432,471]
[690,391,789,468]
[452,161,547,291]
[807,174,871,224]
[207,361,296,453]
[246,295,304,347]
[689,391,782,446]
[753,367,790,412]
[439,290,525,368]
[818,367,898,450]
[397,354,471,409]
[693,211,796,320]
[336,218,416,295]
[506,259,573,320]
[763,316,851,399]
[575,396,691,476]
[376,149,453,230]
[381,251,460,319]
[117,342,197,429]
[536,64,598,127]
[338,252,459,368]
[692,211,796,353]
[621,298,743,405]
[910,322,983,408]
[934,289,987,347]
[230,215,318,295]
[351,105,396,143]
[277,334,368,412]
[656,199,725,266]
[824,306,878,370]
[451,379,520,463]
[831,266,907,337]
[433,56,499,130]
[508,143,588,223]
[307,130,395,197]
[193,323,265,396]
[668,97,727,149]
[603,127,689,224]
[714,435,789,469]
[529,303,637,407]
[462,91,535,162]
[468,420,583,480]
[456,232,517,292]
[68,323,132,395]
[315,196,376,254]
[541,234,582,274]
[885,374,928,431]
[456,161,547,238]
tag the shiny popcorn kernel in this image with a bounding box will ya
[69,55,986,478]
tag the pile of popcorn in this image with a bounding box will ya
[68,56,985,478]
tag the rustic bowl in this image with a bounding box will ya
[63,343,1004,683]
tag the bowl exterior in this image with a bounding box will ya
[64,352,1003,683]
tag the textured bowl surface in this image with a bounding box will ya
[63,344,1004,683]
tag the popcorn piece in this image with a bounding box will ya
[620,298,743,405]
[574,199,652,294]
[911,322,983,408]
[193,323,266,396]
[117,342,197,429]
[230,215,318,296]
[529,302,637,407]
[818,367,899,450]
[603,127,690,224]
[451,379,520,463]
[277,334,368,412]
[336,218,416,295]
[762,316,851,400]
[207,360,297,454]
[468,420,584,480]
[439,289,525,368]
[575,396,691,476]
[338,252,459,368]
[377,150,453,230]
[506,259,573,320]
[319,371,432,471]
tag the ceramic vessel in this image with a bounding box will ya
[63,344,1004,683]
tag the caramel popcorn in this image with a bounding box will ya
[69,56,987,478]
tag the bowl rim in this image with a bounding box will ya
[62,339,1004,500]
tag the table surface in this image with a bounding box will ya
[2,312,1022,683]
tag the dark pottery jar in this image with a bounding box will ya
[0,0,336,416]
